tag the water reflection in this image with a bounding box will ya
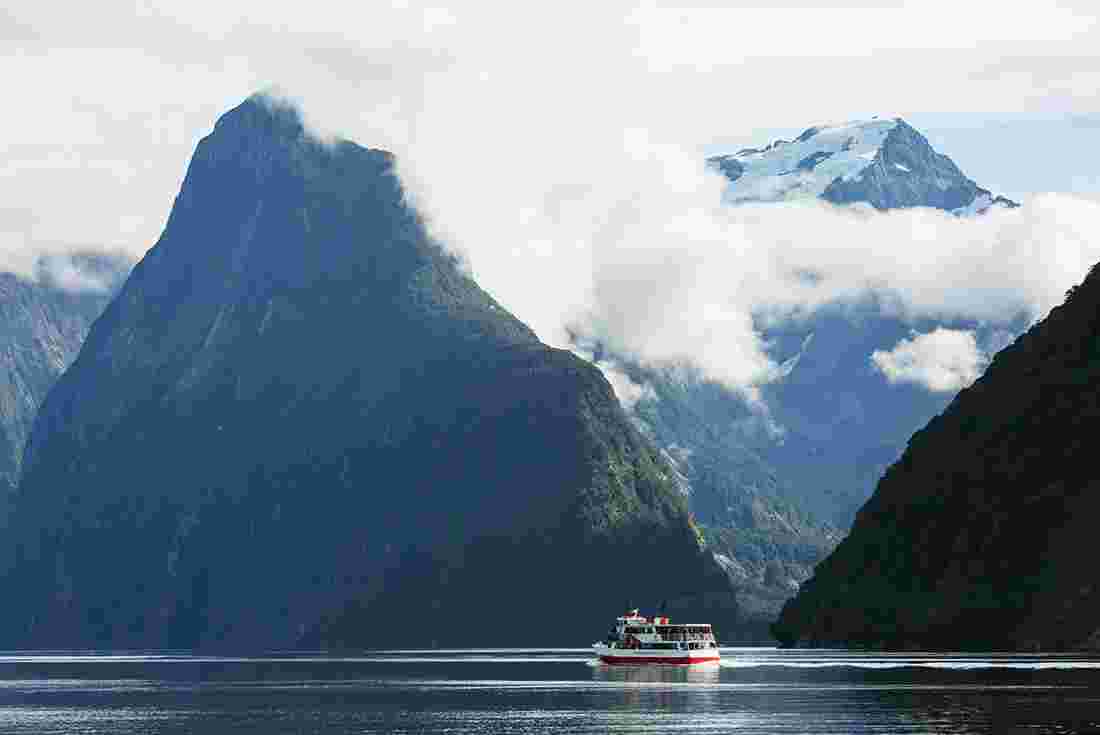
[591,662,720,685]
[1,650,1098,734]
[590,662,721,711]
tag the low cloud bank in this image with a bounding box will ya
[437,180,1100,402]
[0,227,127,292]
[34,254,120,293]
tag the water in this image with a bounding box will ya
[1,648,1099,733]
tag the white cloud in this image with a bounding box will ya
[36,255,113,292]
[600,362,656,411]
[871,328,988,392]
[733,195,1100,324]
[570,345,656,411]
[3,1,1100,389]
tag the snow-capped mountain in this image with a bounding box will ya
[607,117,1028,623]
[708,118,1018,213]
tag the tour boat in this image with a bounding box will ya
[592,609,720,665]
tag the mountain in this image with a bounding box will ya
[754,308,1024,526]
[772,263,1100,651]
[606,118,1024,622]
[612,358,843,618]
[708,117,1018,212]
[0,254,131,504]
[2,96,744,649]
[707,119,1022,528]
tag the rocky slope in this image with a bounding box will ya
[2,96,743,649]
[772,263,1100,650]
[0,255,130,505]
[616,359,843,608]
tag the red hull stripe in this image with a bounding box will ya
[598,655,720,665]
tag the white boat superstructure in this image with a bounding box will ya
[592,609,720,665]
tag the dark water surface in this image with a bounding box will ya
[1,648,1099,733]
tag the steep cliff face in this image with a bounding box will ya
[5,96,740,648]
[0,255,130,503]
[773,264,1100,650]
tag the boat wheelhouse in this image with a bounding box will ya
[592,609,720,665]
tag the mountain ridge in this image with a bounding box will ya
[708,117,1019,212]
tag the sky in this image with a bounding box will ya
[4,0,1100,397]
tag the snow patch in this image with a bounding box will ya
[718,118,898,204]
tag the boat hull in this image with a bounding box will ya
[593,645,720,665]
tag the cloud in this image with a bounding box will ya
[35,255,114,292]
[570,343,656,410]
[599,362,656,411]
[871,328,987,392]
[3,1,1100,386]
[0,209,127,289]
[734,195,1100,325]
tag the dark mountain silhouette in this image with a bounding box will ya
[3,96,742,649]
[773,263,1100,650]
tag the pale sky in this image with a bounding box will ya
[4,0,1100,394]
